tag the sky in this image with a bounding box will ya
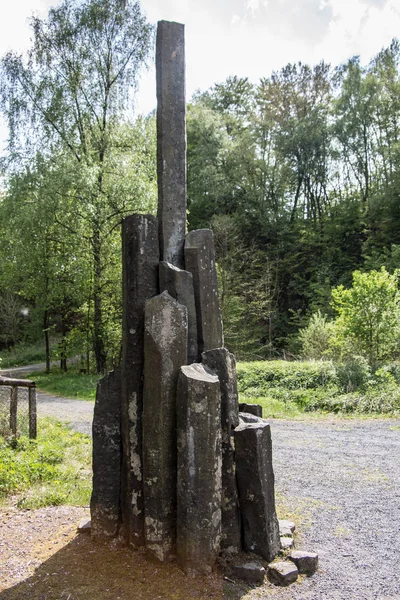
[0,0,400,147]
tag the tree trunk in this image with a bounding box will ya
[60,320,68,372]
[43,310,50,374]
[92,227,107,374]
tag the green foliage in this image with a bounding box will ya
[237,359,400,415]
[331,268,400,366]
[0,340,59,368]
[0,0,156,373]
[27,369,99,401]
[237,359,337,392]
[0,418,91,507]
[298,311,335,360]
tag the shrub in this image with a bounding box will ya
[331,267,400,367]
[298,311,335,360]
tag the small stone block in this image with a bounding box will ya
[279,519,296,535]
[289,551,319,574]
[280,536,294,550]
[239,412,264,424]
[239,403,262,417]
[268,561,298,586]
[78,519,91,533]
[231,562,266,584]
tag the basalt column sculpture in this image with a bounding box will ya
[91,18,280,576]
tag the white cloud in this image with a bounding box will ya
[2,0,400,125]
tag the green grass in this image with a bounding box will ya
[237,360,400,416]
[26,369,100,401]
[18,359,400,415]
[0,340,59,369]
[0,417,91,509]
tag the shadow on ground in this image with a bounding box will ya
[0,533,258,600]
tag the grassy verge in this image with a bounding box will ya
[0,418,91,509]
[0,340,59,369]
[26,369,99,401]
[237,360,400,417]
[21,359,400,415]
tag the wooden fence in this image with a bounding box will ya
[0,376,37,439]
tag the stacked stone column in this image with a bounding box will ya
[90,18,280,575]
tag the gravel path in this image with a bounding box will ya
[269,417,400,600]
[37,391,94,436]
[31,389,400,598]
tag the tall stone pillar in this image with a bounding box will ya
[159,261,198,363]
[156,21,186,268]
[91,368,122,539]
[234,421,280,562]
[184,229,224,355]
[121,214,159,547]
[143,291,188,562]
[202,348,241,553]
[176,363,222,574]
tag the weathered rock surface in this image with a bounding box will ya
[234,421,280,562]
[156,21,186,268]
[176,363,222,574]
[159,261,198,363]
[91,368,122,539]
[184,229,223,355]
[239,403,263,418]
[280,536,294,550]
[289,550,319,574]
[78,518,91,534]
[202,348,240,553]
[268,561,299,586]
[279,519,296,536]
[121,214,159,547]
[142,291,188,562]
[239,412,265,425]
[231,562,266,584]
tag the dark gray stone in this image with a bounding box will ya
[121,214,159,547]
[239,412,265,424]
[234,421,280,562]
[239,403,263,418]
[202,348,241,553]
[184,229,223,354]
[289,550,319,574]
[143,291,188,562]
[159,261,198,364]
[176,363,222,574]
[156,21,186,269]
[231,562,266,584]
[268,561,298,586]
[91,368,122,539]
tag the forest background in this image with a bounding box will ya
[1,0,400,384]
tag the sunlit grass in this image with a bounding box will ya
[0,417,91,509]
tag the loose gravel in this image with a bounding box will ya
[37,391,94,436]
[268,417,400,600]
[15,387,400,599]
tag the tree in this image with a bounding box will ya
[0,0,154,373]
[331,268,400,367]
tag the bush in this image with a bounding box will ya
[298,311,335,360]
[237,360,337,395]
[237,359,400,415]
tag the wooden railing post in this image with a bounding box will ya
[0,376,37,438]
[10,385,18,436]
[28,385,37,439]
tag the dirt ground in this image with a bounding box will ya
[1,416,400,599]
[0,501,282,600]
